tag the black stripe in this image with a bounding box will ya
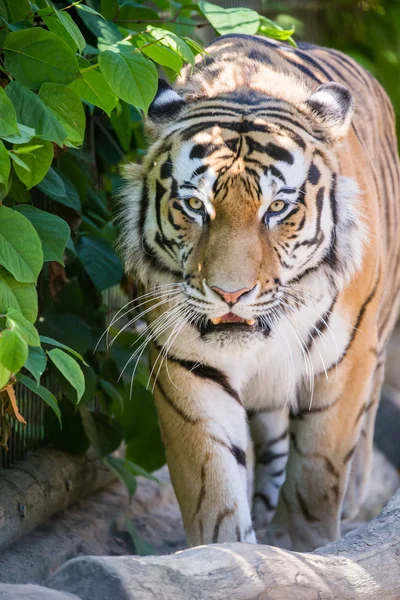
[265,142,294,165]
[142,238,182,278]
[138,179,149,241]
[231,445,246,467]
[235,525,241,542]
[257,451,288,465]
[212,504,236,543]
[308,163,321,185]
[343,444,357,464]
[244,524,254,538]
[295,186,325,249]
[194,455,210,516]
[253,493,276,512]
[305,294,337,352]
[155,380,201,424]
[155,347,242,405]
[268,468,286,478]
[296,486,320,522]
[264,428,289,449]
[160,155,173,180]
[327,273,380,372]
[292,394,341,420]
[190,143,222,160]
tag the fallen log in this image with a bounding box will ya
[0,448,115,551]
[47,488,400,600]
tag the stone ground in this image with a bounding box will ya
[0,443,398,599]
[1,331,400,598]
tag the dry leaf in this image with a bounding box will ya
[6,385,26,425]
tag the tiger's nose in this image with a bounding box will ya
[211,286,252,306]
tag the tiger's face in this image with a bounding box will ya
[120,82,366,342]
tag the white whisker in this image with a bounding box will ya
[94,282,182,352]
[109,292,182,349]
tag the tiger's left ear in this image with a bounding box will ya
[147,79,186,126]
[304,82,354,141]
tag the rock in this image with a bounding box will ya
[45,489,400,600]
[383,327,400,391]
[357,446,400,521]
[0,584,81,600]
[0,466,185,585]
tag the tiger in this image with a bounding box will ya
[119,33,400,551]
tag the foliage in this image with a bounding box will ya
[0,0,295,491]
[318,0,400,142]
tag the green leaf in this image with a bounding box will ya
[17,372,61,427]
[0,267,37,323]
[80,407,122,457]
[2,123,35,144]
[13,205,70,265]
[104,455,137,501]
[4,27,80,89]
[137,35,183,73]
[0,86,19,137]
[183,37,206,57]
[110,100,131,151]
[74,4,106,19]
[126,521,155,555]
[23,345,46,385]
[40,335,88,365]
[199,1,260,35]
[45,397,88,451]
[37,167,81,212]
[258,16,296,44]
[122,379,165,472]
[99,45,158,111]
[6,0,31,23]
[122,457,160,483]
[0,1,9,47]
[100,0,118,20]
[146,26,195,66]
[69,68,118,116]
[12,139,53,189]
[0,328,28,372]
[0,205,43,283]
[9,151,30,171]
[48,348,85,402]
[126,430,165,472]
[98,378,123,411]
[39,83,85,147]
[13,143,44,154]
[76,235,124,291]
[8,173,30,203]
[79,364,97,405]
[0,361,10,388]
[4,18,33,32]
[43,11,86,53]
[5,82,68,146]
[115,2,159,31]
[5,307,40,346]
[0,140,11,187]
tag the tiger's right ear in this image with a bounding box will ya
[147,79,186,127]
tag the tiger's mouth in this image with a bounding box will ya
[201,312,257,335]
[210,313,255,326]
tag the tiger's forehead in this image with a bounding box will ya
[165,123,313,197]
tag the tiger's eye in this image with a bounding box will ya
[269,200,287,213]
[187,197,204,211]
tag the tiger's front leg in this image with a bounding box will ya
[151,346,255,546]
[270,347,377,552]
